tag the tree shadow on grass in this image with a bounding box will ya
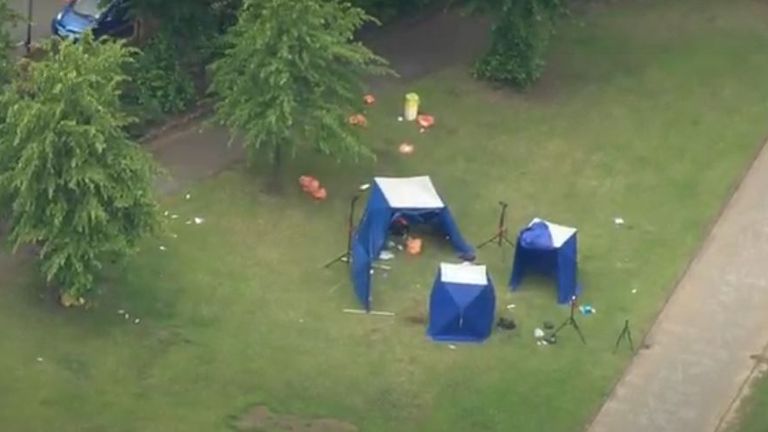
[230,405,358,432]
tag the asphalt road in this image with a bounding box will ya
[5,0,62,46]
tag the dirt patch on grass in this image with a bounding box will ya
[232,405,358,432]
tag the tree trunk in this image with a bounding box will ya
[266,142,283,194]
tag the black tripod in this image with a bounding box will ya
[613,319,634,353]
[324,194,362,268]
[552,297,587,344]
[477,201,515,248]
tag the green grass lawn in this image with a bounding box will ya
[4,0,768,431]
[729,370,768,432]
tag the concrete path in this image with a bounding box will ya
[148,124,244,196]
[587,143,768,432]
[5,0,61,48]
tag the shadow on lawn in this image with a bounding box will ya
[230,405,358,432]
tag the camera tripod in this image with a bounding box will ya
[551,297,587,344]
[477,201,514,248]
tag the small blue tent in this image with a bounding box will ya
[428,263,495,343]
[509,218,580,304]
[351,176,474,311]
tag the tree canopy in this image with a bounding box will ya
[0,33,161,301]
[475,0,565,87]
[0,0,19,83]
[209,0,391,172]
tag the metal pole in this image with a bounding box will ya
[24,0,32,55]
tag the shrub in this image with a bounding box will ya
[474,0,564,88]
[131,32,196,115]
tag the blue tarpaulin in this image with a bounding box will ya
[350,176,474,311]
[509,218,580,304]
[428,263,495,343]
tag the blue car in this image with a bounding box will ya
[52,0,134,40]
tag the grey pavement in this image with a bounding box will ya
[587,143,768,432]
[148,123,245,196]
[5,0,60,47]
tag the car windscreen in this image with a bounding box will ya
[72,0,106,18]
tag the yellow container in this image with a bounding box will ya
[404,93,420,121]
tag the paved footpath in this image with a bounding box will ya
[5,0,62,49]
[588,143,768,432]
[148,123,244,196]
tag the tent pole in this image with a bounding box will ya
[323,194,361,268]
[343,309,395,316]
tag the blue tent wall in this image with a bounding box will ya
[427,269,495,342]
[350,182,474,311]
[351,242,373,310]
[509,224,580,304]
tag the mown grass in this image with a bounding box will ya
[3,0,768,430]
[728,369,768,432]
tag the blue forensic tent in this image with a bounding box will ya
[428,263,495,342]
[351,176,474,311]
[509,218,580,304]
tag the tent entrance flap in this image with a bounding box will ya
[428,263,495,343]
[350,177,475,311]
[510,218,580,304]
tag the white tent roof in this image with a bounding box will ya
[530,218,577,248]
[440,262,488,285]
[374,176,444,209]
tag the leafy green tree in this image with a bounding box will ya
[474,0,565,88]
[0,33,161,302]
[0,0,19,83]
[209,0,391,178]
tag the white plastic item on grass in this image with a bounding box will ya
[534,328,545,339]
[614,217,625,225]
[194,217,205,225]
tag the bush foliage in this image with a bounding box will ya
[475,0,564,87]
[130,31,196,116]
